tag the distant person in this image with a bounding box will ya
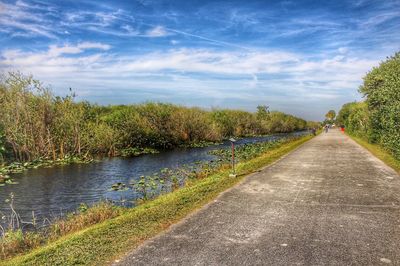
[324,125,329,133]
[311,128,316,136]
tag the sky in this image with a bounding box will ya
[0,0,399,120]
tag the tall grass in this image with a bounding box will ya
[0,200,122,260]
[0,72,309,166]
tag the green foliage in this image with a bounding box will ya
[345,102,369,136]
[0,72,53,161]
[337,102,369,137]
[325,110,336,122]
[0,201,121,260]
[210,140,282,162]
[120,147,158,157]
[359,52,400,158]
[0,229,42,259]
[210,109,236,137]
[336,102,356,126]
[256,105,269,120]
[338,51,400,160]
[0,125,5,162]
[263,111,307,133]
[306,121,321,129]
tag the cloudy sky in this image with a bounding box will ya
[0,0,399,120]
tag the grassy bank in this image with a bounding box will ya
[3,134,313,266]
[348,134,400,174]
[0,202,123,260]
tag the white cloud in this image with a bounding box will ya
[0,1,57,38]
[359,11,400,28]
[0,43,379,108]
[338,47,348,54]
[1,43,383,120]
[145,26,168,37]
[1,43,110,70]
[47,42,111,57]
[121,25,139,35]
[77,42,111,50]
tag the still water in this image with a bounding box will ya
[0,131,309,225]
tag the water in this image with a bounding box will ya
[0,131,309,226]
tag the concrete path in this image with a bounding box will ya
[115,130,400,266]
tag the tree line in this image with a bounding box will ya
[337,52,400,160]
[0,72,311,163]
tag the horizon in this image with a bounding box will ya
[1,0,399,120]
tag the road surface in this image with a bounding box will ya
[115,129,400,265]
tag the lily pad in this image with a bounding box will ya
[111,182,128,191]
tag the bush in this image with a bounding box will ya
[338,51,400,159]
[0,230,43,259]
[337,102,369,137]
[359,52,400,159]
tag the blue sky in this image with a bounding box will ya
[0,0,399,120]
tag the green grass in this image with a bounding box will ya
[0,202,123,260]
[3,134,313,266]
[348,134,400,174]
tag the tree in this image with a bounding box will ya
[336,102,356,126]
[256,105,269,120]
[346,102,369,136]
[325,110,336,122]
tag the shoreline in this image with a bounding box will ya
[2,134,314,265]
[0,130,310,188]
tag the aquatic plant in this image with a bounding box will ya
[109,161,229,202]
[209,139,284,163]
[179,141,222,148]
[110,182,128,191]
[120,147,159,157]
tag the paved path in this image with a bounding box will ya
[116,130,400,266]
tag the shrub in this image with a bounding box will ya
[338,51,400,159]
